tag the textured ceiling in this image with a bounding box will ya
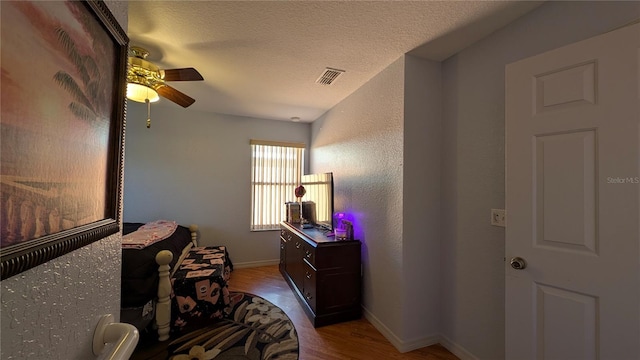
[128,1,543,122]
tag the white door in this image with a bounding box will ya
[506,23,639,360]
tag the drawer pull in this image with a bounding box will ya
[305,293,313,300]
[305,251,312,259]
[295,242,301,249]
[306,272,312,279]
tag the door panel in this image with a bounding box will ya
[534,130,597,253]
[535,283,598,360]
[534,61,596,113]
[506,23,639,359]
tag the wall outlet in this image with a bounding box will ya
[491,209,506,227]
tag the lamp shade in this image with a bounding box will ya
[126,83,160,103]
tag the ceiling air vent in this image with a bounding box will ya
[316,67,345,85]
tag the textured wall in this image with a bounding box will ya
[401,56,442,342]
[310,57,406,340]
[123,104,310,265]
[310,55,443,349]
[440,1,640,359]
[1,235,121,359]
[0,2,127,359]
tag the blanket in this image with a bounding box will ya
[122,220,178,249]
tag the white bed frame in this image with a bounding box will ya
[153,224,199,341]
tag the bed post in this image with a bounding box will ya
[189,224,199,246]
[155,250,173,341]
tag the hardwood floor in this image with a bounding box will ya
[227,265,458,360]
[131,264,459,360]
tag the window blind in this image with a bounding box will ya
[250,141,304,231]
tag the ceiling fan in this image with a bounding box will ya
[126,46,204,108]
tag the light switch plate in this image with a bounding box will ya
[491,209,506,227]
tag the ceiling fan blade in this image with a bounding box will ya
[161,68,204,81]
[156,85,196,108]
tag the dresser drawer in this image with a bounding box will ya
[302,242,315,267]
[280,228,293,242]
[302,262,317,312]
[279,238,286,268]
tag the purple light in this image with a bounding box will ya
[332,212,355,240]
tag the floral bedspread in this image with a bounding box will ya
[171,246,232,332]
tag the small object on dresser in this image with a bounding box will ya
[335,219,353,240]
[285,202,301,223]
[302,221,314,229]
[343,220,354,240]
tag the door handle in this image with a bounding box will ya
[510,257,527,270]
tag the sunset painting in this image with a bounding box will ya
[0,1,116,247]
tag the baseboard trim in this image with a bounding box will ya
[439,334,479,360]
[233,259,280,269]
[362,306,440,353]
[362,307,480,358]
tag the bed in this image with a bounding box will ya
[120,220,234,341]
[120,221,199,340]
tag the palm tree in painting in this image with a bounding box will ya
[52,27,103,122]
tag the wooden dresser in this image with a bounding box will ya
[279,221,361,327]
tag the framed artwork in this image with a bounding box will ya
[0,0,128,279]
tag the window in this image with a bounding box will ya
[250,140,305,231]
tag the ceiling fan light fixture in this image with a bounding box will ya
[125,46,202,108]
[127,82,160,103]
